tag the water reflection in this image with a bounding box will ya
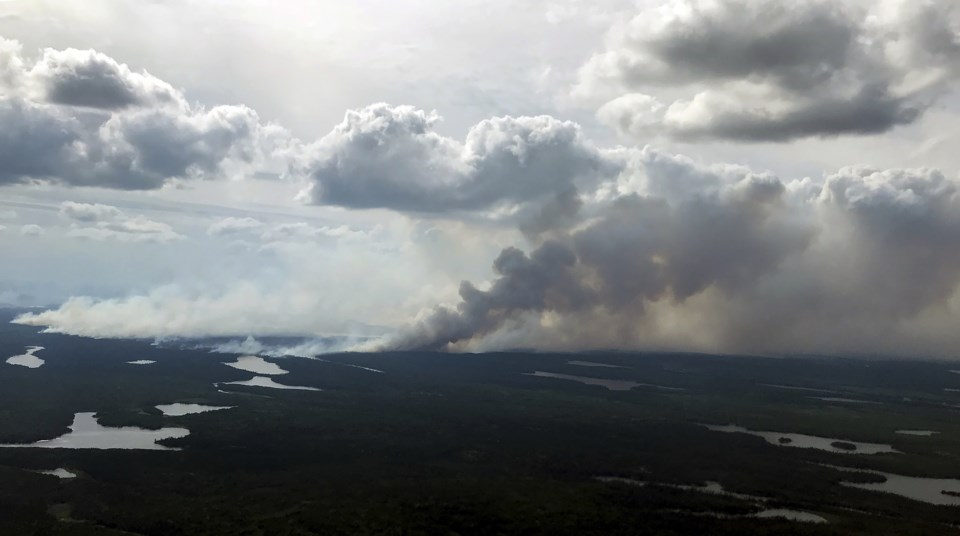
[760,384,838,394]
[220,376,320,391]
[834,466,960,506]
[0,413,188,450]
[755,509,827,523]
[156,403,233,416]
[39,468,76,479]
[809,397,881,405]
[525,371,683,392]
[567,360,627,369]
[223,356,288,375]
[703,424,897,454]
[6,346,45,368]
[597,476,827,523]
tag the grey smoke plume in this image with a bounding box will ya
[384,161,960,358]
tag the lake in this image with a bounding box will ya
[809,397,881,405]
[0,412,188,450]
[567,360,627,369]
[223,356,288,375]
[39,468,77,479]
[703,424,897,454]
[597,476,827,524]
[835,467,960,506]
[754,509,827,523]
[156,403,234,416]
[525,371,683,392]
[6,345,45,368]
[220,376,320,391]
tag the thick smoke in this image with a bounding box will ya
[384,156,960,358]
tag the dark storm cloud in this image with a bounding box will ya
[298,103,620,215]
[581,0,960,142]
[608,0,855,90]
[658,88,923,143]
[33,47,183,110]
[0,99,79,183]
[0,97,269,189]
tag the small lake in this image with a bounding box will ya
[567,360,627,369]
[667,480,765,503]
[341,363,385,373]
[754,509,827,523]
[220,376,320,391]
[759,384,838,394]
[835,467,960,506]
[313,357,385,374]
[127,360,156,365]
[0,413,188,450]
[156,404,233,416]
[525,371,683,392]
[809,397,881,405]
[703,424,897,454]
[223,356,288,375]
[39,468,76,479]
[596,476,826,523]
[595,476,645,487]
[6,346,45,368]
[896,430,938,436]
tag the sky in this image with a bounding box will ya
[1,0,960,358]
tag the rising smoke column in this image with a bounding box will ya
[385,164,960,358]
[385,172,815,351]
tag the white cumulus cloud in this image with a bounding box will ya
[60,201,183,243]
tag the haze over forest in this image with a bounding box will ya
[2,0,960,359]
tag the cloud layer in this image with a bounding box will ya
[298,103,619,215]
[15,103,960,358]
[0,37,287,189]
[60,202,183,243]
[5,17,960,361]
[32,46,184,110]
[580,0,960,141]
